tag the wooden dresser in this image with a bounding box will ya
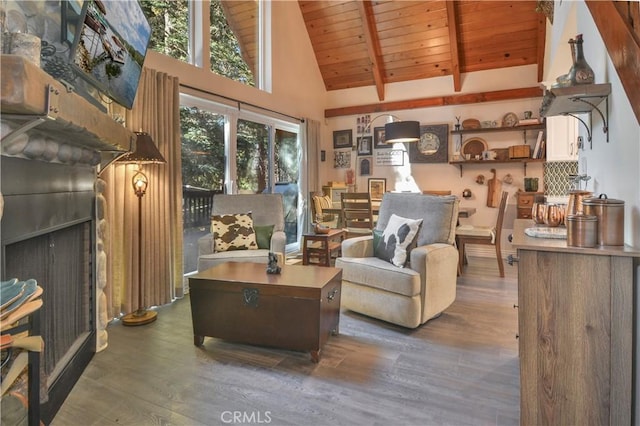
[515,191,544,219]
[511,220,639,425]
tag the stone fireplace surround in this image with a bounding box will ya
[1,54,135,423]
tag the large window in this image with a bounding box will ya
[180,95,300,273]
[142,0,267,89]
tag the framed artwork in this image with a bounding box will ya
[408,124,449,164]
[333,129,353,149]
[373,126,389,149]
[375,149,404,166]
[359,157,373,176]
[333,150,351,168]
[368,178,386,201]
[357,136,373,156]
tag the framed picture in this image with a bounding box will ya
[373,126,389,149]
[333,129,353,149]
[368,178,386,201]
[357,136,373,156]
[375,149,404,166]
[408,124,449,164]
[333,150,351,168]
[359,157,373,176]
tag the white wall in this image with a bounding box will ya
[322,65,544,229]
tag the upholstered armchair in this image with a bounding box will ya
[335,193,459,328]
[197,194,286,272]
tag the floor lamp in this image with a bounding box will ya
[119,131,166,326]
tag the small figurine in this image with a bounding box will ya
[266,252,281,274]
[455,116,461,131]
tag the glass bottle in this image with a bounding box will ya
[571,34,595,85]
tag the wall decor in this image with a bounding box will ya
[333,149,351,168]
[373,126,390,149]
[357,136,373,156]
[333,129,353,149]
[359,157,372,176]
[320,150,326,162]
[368,178,386,201]
[356,114,371,134]
[408,124,449,164]
[375,149,404,166]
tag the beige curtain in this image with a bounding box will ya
[102,67,183,318]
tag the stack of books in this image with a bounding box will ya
[532,130,546,159]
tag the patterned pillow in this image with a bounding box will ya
[211,213,258,253]
[374,214,422,267]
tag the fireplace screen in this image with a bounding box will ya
[3,221,93,385]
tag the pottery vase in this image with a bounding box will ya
[569,34,595,85]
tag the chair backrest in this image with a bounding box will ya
[212,194,285,231]
[341,192,373,231]
[310,192,334,223]
[494,191,509,242]
[422,190,452,196]
[377,192,459,246]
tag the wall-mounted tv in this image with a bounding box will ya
[65,0,152,109]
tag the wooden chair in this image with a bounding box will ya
[310,192,338,228]
[340,192,374,239]
[455,191,509,277]
[422,190,452,196]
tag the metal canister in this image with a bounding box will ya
[582,194,624,246]
[566,214,598,248]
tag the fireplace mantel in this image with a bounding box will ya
[1,54,135,154]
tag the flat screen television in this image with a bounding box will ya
[61,0,151,109]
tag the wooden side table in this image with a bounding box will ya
[302,229,345,267]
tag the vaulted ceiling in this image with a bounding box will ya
[298,1,547,100]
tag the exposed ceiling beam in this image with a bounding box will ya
[357,0,386,101]
[586,0,640,124]
[536,11,547,83]
[324,87,544,118]
[446,1,462,92]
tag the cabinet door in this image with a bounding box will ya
[546,115,578,161]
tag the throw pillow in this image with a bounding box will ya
[374,214,422,267]
[211,213,258,253]
[254,224,274,249]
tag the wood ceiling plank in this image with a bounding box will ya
[316,46,371,66]
[385,63,452,82]
[374,7,448,31]
[384,51,452,69]
[321,59,376,77]
[381,45,450,62]
[324,87,544,117]
[379,26,450,49]
[304,16,363,38]
[309,26,365,45]
[303,8,362,30]
[373,1,446,19]
[462,28,538,46]
[381,39,451,57]
[299,1,359,22]
[357,0,386,101]
[462,48,537,73]
[298,0,344,14]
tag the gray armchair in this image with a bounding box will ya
[335,193,459,328]
[197,194,286,272]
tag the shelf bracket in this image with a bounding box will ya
[568,95,609,143]
[565,113,593,149]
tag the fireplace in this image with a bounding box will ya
[1,156,97,423]
[1,54,135,423]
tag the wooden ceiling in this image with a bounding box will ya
[298,1,547,100]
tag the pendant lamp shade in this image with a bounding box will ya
[384,121,420,143]
[118,132,166,164]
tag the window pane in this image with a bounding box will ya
[275,129,299,245]
[180,106,225,273]
[236,119,269,193]
[141,0,189,61]
[210,0,256,86]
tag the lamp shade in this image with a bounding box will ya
[384,121,420,143]
[118,132,166,164]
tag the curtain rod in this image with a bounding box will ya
[180,83,304,123]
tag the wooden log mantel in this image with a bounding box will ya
[1,54,134,153]
[324,86,543,118]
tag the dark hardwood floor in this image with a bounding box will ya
[51,257,520,426]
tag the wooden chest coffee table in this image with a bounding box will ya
[188,262,342,362]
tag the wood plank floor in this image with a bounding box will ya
[51,257,520,426]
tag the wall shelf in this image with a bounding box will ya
[449,158,545,177]
[539,83,611,147]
